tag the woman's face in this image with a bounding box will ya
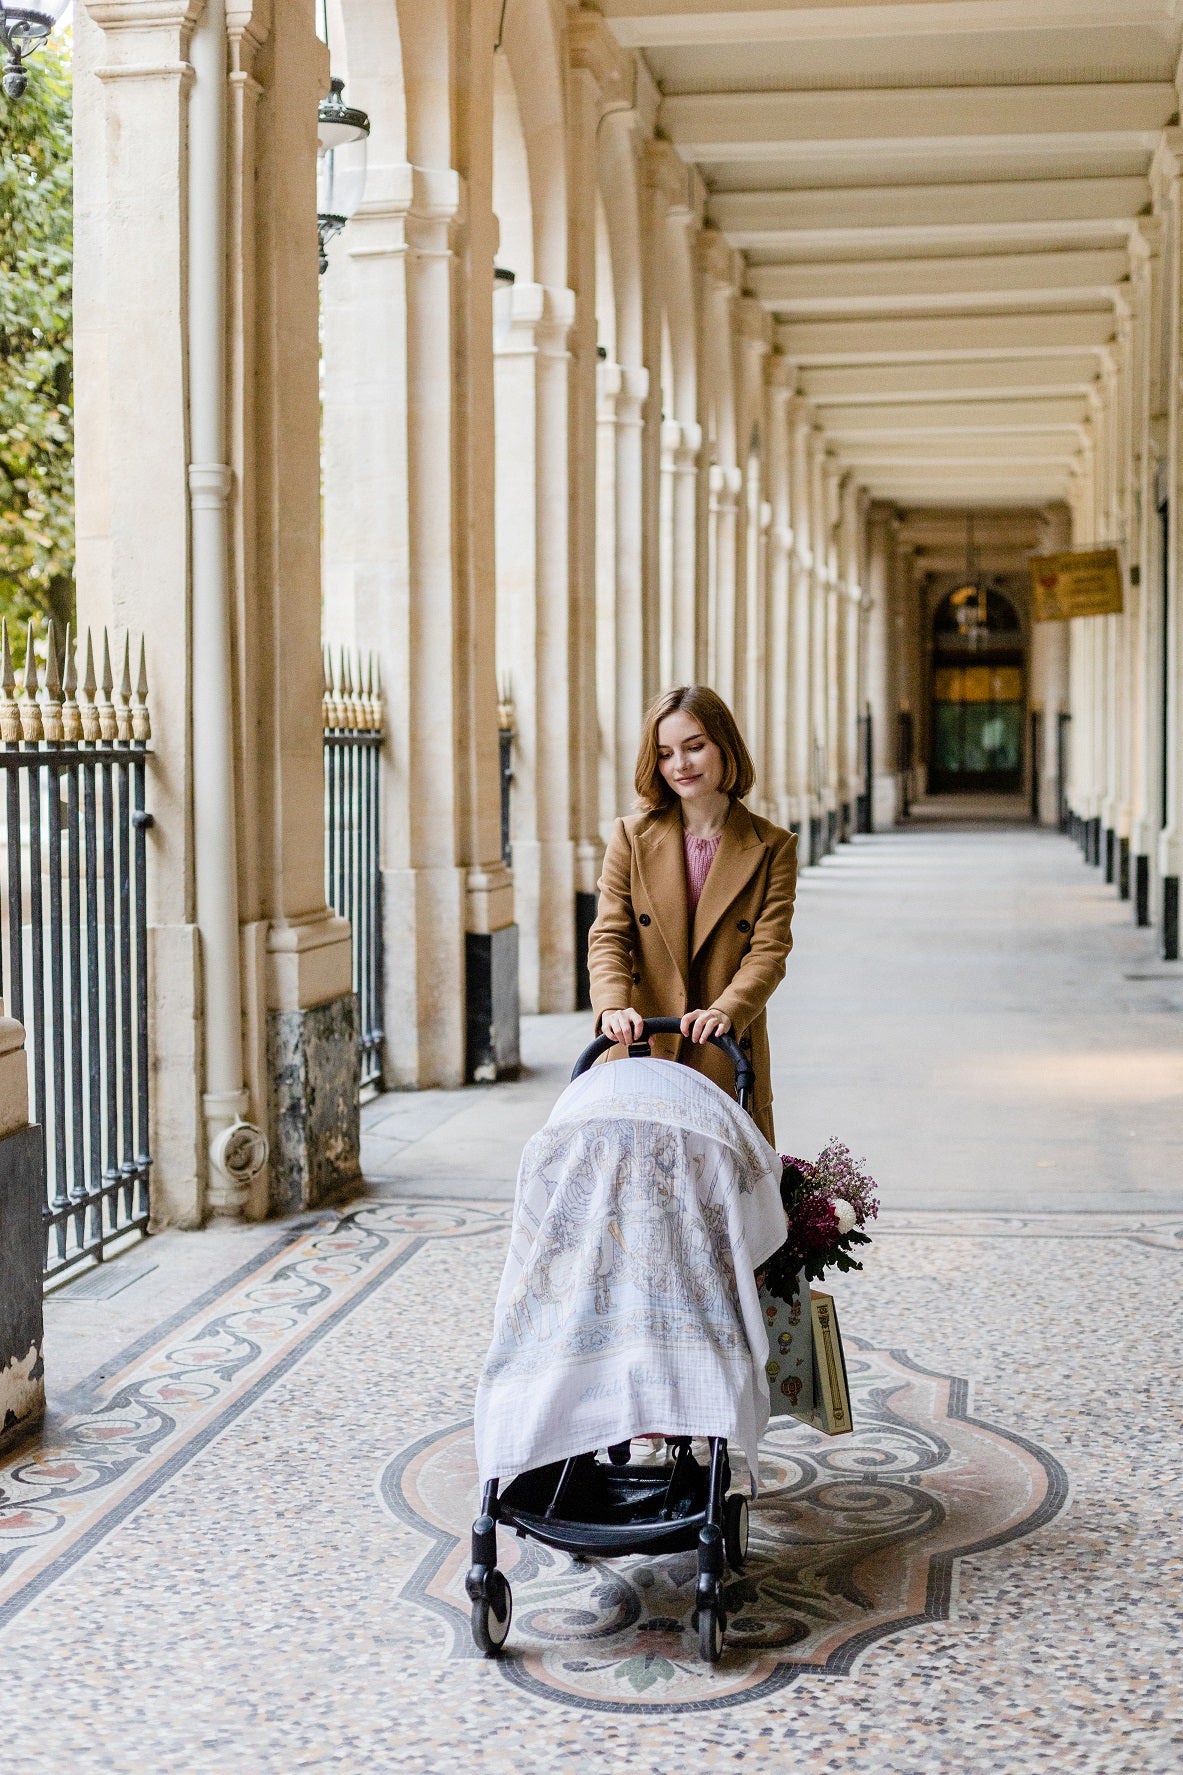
[656,709,725,804]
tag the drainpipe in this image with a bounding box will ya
[187,0,268,1213]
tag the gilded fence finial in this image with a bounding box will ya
[355,653,373,727]
[79,630,101,742]
[0,622,20,744]
[61,624,82,743]
[370,654,385,734]
[342,648,360,731]
[20,621,43,743]
[116,634,134,742]
[497,674,515,733]
[97,630,118,742]
[322,647,334,733]
[327,647,344,729]
[42,620,64,744]
[132,639,151,742]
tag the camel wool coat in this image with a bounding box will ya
[588,799,798,1145]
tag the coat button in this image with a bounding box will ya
[638,913,651,926]
[632,973,640,984]
[737,918,751,933]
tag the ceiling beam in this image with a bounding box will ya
[710,177,1150,248]
[837,439,1081,465]
[604,0,1174,50]
[820,396,1091,432]
[749,248,1130,315]
[661,84,1175,161]
[799,357,1103,402]
[779,310,1115,362]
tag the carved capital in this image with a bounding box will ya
[696,227,738,291]
[643,138,691,214]
[568,11,634,111]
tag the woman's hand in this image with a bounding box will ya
[602,1007,645,1045]
[680,1008,733,1045]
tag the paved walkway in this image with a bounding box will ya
[5,815,1181,1772]
[361,812,1183,1212]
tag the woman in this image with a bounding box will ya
[588,685,797,1146]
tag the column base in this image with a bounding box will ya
[839,802,851,843]
[1089,816,1102,866]
[1135,854,1151,927]
[808,815,823,865]
[1104,827,1115,884]
[1118,835,1130,901]
[1164,877,1180,962]
[267,992,361,1212]
[575,892,596,1013]
[466,926,521,1082]
[0,1124,45,1450]
[855,793,870,835]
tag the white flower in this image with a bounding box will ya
[832,1197,857,1236]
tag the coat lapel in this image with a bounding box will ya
[691,801,766,962]
[634,805,689,991]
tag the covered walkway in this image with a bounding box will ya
[5,822,1179,1769]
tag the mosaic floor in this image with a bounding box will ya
[2,1199,1181,1772]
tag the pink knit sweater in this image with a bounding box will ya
[683,830,721,912]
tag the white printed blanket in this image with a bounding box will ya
[474,1057,788,1489]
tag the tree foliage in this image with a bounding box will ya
[0,39,73,643]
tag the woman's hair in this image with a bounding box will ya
[634,685,755,812]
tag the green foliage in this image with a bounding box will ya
[0,37,73,642]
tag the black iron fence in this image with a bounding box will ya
[0,620,152,1281]
[323,649,384,1092]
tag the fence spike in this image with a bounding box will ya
[0,621,19,744]
[20,621,43,743]
[61,622,82,744]
[360,652,374,730]
[132,637,151,743]
[97,629,118,742]
[41,618,64,743]
[115,633,134,742]
[371,652,384,735]
[79,628,101,743]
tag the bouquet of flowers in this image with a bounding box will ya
[760,1138,879,1305]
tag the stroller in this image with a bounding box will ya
[467,1017,764,1665]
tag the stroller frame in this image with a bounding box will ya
[467,1018,759,1665]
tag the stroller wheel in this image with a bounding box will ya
[724,1493,749,1571]
[698,1600,725,1664]
[471,1569,513,1656]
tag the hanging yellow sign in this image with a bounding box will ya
[1029,549,1123,621]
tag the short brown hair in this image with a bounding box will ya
[633,685,755,812]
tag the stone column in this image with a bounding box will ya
[1030,506,1072,827]
[614,363,649,815]
[1158,131,1183,957]
[863,504,899,831]
[595,357,623,832]
[494,281,579,1014]
[787,400,814,847]
[567,12,630,992]
[1129,213,1166,923]
[659,419,680,688]
[76,0,358,1221]
[671,422,703,685]
[0,1011,42,1449]
[765,361,794,829]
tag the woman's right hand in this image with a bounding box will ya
[602,1007,645,1046]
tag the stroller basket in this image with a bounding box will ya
[467,1019,758,1664]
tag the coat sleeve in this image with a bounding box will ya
[710,828,798,1031]
[587,817,638,1032]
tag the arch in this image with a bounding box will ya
[499,0,569,290]
[335,0,406,166]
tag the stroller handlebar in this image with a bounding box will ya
[570,1016,756,1108]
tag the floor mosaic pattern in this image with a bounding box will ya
[1,1200,1180,1773]
[385,1343,1066,1713]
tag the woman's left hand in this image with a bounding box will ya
[680,1007,733,1045]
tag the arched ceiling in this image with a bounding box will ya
[601,0,1183,507]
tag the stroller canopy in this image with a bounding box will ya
[474,1056,787,1488]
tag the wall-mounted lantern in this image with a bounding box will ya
[317,76,370,274]
[493,264,516,347]
[1,0,69,100]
